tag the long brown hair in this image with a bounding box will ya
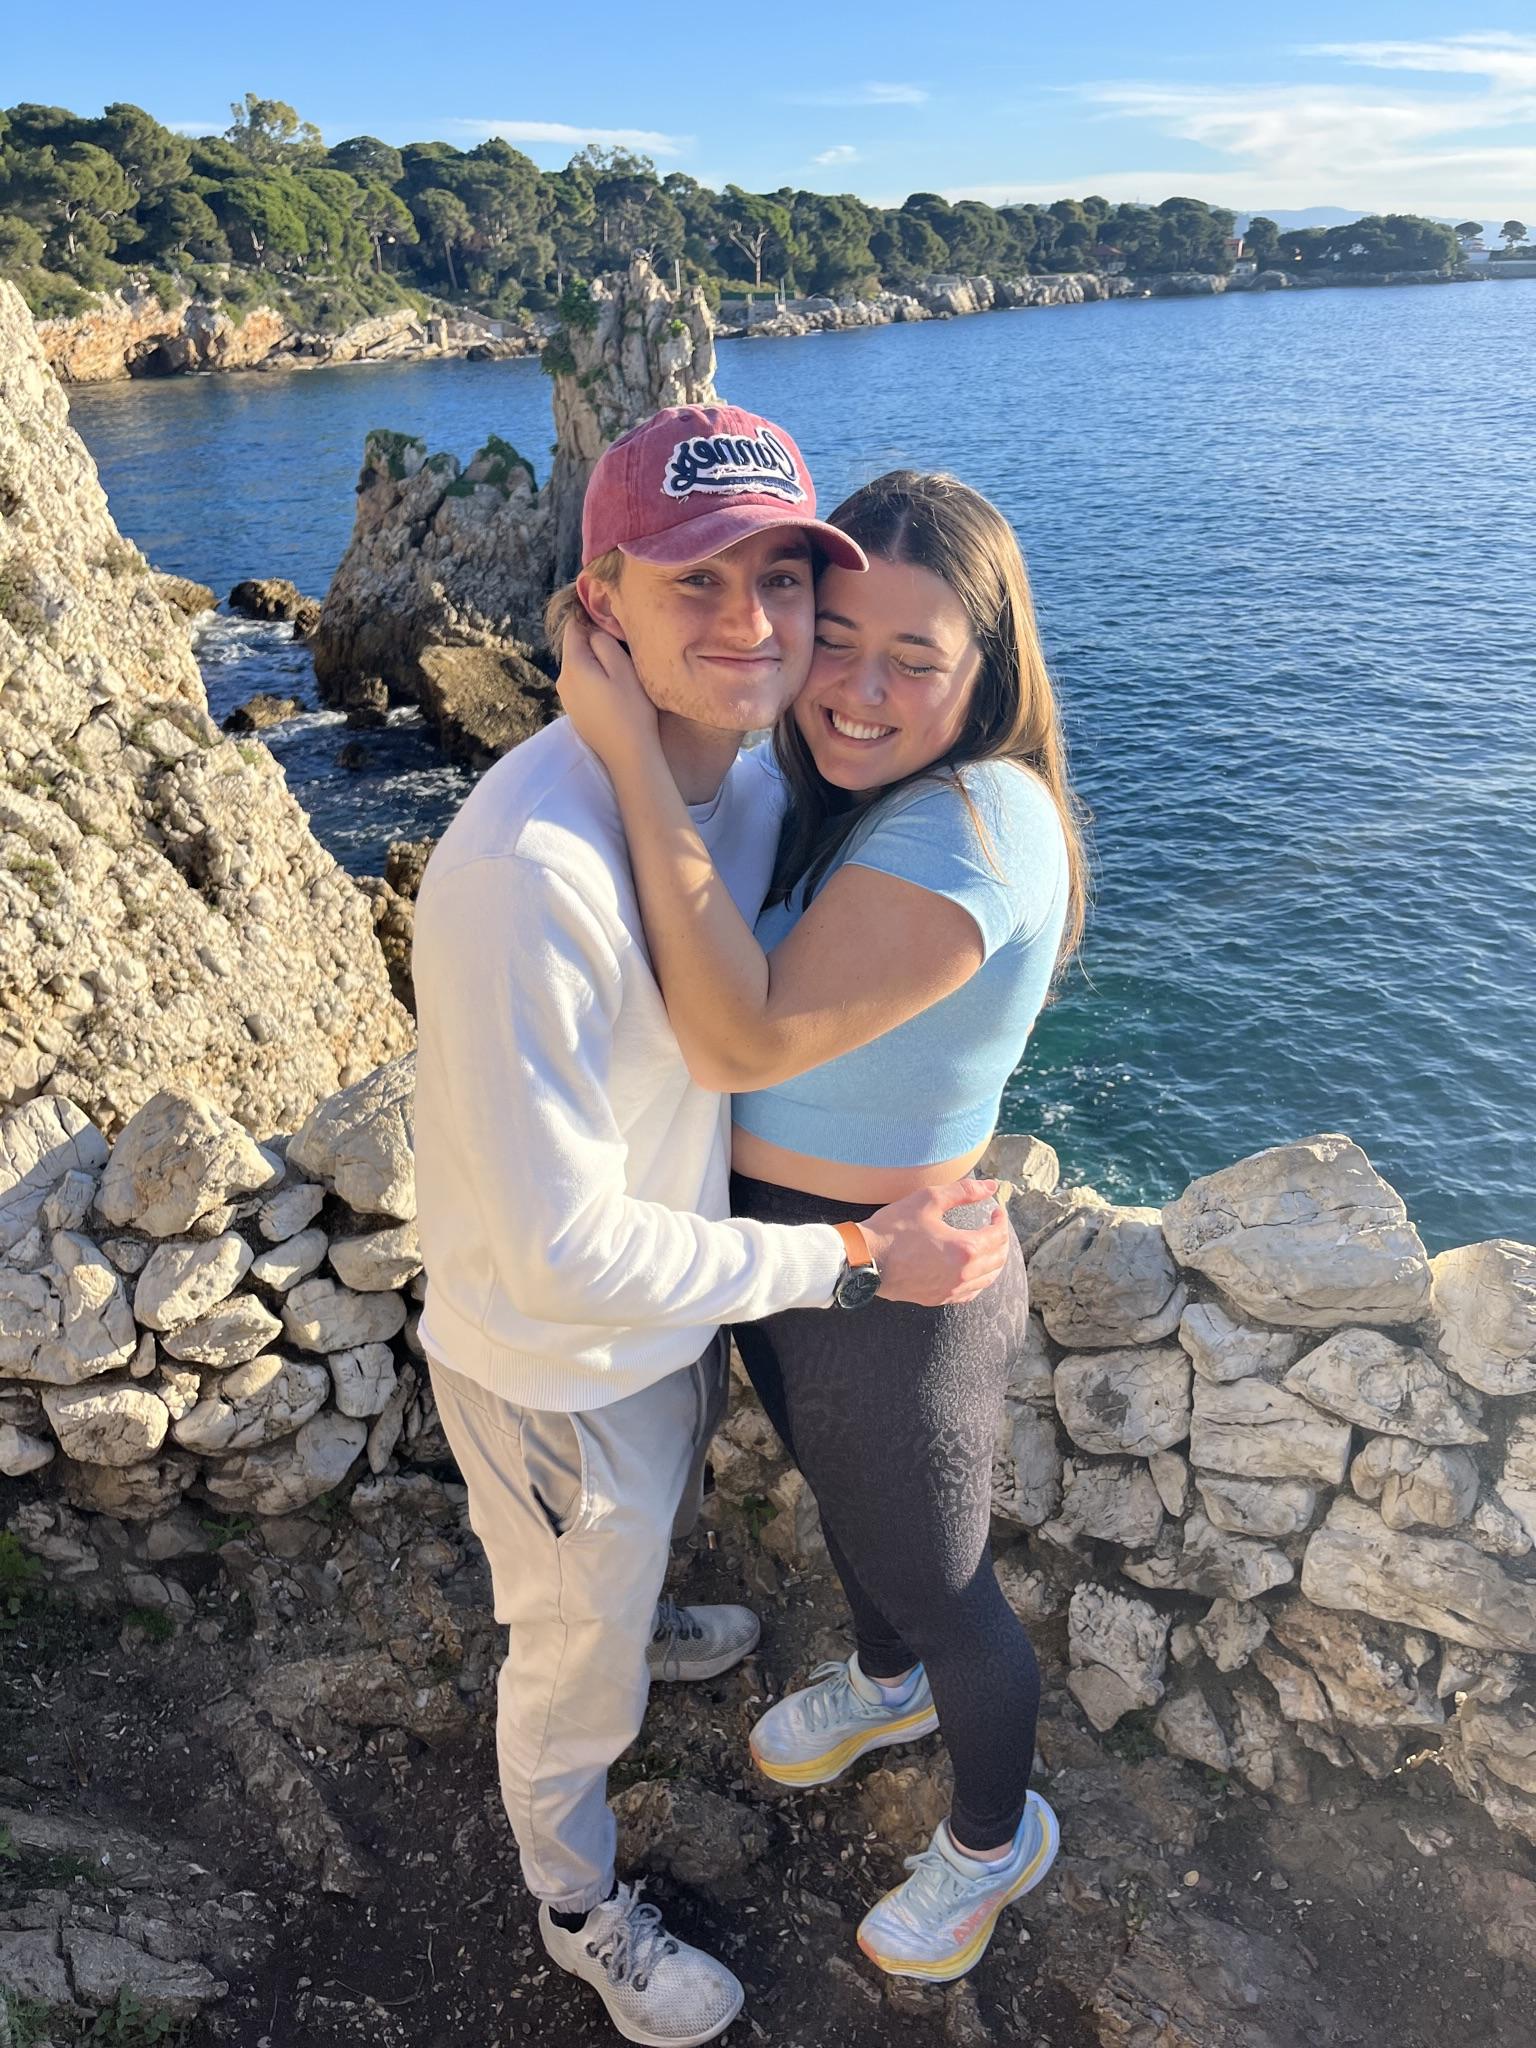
[769,470,1089,972]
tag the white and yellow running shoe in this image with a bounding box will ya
[748,1654,939,1787]
[856,1794,1060,1981]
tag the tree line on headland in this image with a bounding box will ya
[0,94,1482,334]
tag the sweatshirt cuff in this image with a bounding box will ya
[777,1223,847,1312]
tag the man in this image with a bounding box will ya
[412,403,1009,2048]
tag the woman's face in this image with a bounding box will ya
[793,556,983,793]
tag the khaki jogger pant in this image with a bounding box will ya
[427,1339,728,1913]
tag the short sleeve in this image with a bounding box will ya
[843,764,1066,960]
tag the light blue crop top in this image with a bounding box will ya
[733,759,1070,1168]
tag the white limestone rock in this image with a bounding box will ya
[1066,1582,1168,1730]
[1437,1646,1522,1704]
[101,1236,150,1275]
[1252,1643,1332,1725]
[172,1353,330,1454]
[42,1381,169,1466]
[1123,1512,1293,1601]
[1148,1448,1191,1517]
[248,1226,328,1292]
[1437,1696,1536,1848]
[1161,1135,1432,1329]
[1300,1496,1536,1653]
[1053,1344,1191,1456]
[282,1275,407,1353]
[202,1409,367,1514]
[60,1451,197,1520]
[1154,1688,1232,1772]
[1429,1238,1536,1396]
[1189,1375,1354,1486]
[0,1097,108,1258]
[128,1330,156,1378]
[1283,1329,1485,1446]
[1495,1415,1536,1543]
[329,1220,421,1292]
[160,1293,284,1368]
[257,1182,326,1243]
[42,1169,97,1232]
[1178,1299,1305,1384]
[1028,1204,1186,1349]
[1349,1435,1479,1532]
[329,1342,398,1419]
[154,1364,201,1421]
[994,1547,1072,1624]
[1040,1456,1165,1549]
[0,1265,59,1379]
[991,1398,1064,1528]
[1195,1597,1270,1673]
[35,1232,137,1382]
[1230,1685,1311,1803]
[0,1421,54,1474]
[96,1091,280,1237]
[1003,1311,1055,1405]
[287,1057,416,1220]
[1170,1623,1201,1665]
[1197,1474,1319,1539]
[1470,1490,1533,1559]
[366,1360,417,1472]
[978,1131,1060,1194]
[1268,1598,1442,1730]
[134,1232,252,1332]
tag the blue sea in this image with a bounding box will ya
[67,280,1536,1253]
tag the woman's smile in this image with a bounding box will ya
[825,706,898,744]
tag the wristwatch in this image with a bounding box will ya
[831,1221,881,1310]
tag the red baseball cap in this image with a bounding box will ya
[581,404,867,573]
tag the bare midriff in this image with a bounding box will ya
[730,1124,990,1205]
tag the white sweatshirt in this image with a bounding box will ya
[412,718,844,1412]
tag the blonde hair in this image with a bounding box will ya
[544,547,623,654]
[771,471,1089,974]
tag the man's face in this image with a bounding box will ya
[581,529,816,735]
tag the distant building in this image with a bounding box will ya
[1093,245,1127,275]
[1231,256,1258,280]
[1461,238,1491,265]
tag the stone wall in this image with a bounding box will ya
[5,1061,1535,1847]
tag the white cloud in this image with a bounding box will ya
[813,144,860,165]
[1027,34,1536,215]
[784,82,928,107]
[448,119,691,157]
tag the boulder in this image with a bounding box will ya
[1066,1582,1169,1730]
[257,1182,326,1242]
[0,1097,108,1257]
[228,577,320,630]
[990,1401,1063,1527]
[151,572,216,617]
[1349,1435,1479,1531]
[1197,1473,1319,1539]
[96,1091,279,1237]
[1123,1511,1293,1601]
[1161,1135,1432,1328]
[1041,1455,1165,1549]
[201,1409,367,1514]
[329,1342,398,1419]
[1430,1239,1536,1395]
[1053,1344,1192,1456]
[1267,1598,1441,1730]
[1496,1416,1536,1541]
[42,1380,169,1465]
[34,1232,137,1383]
[248,1226,328,1292]
[1438,1696,1536,1846]
[1229,1685,1311,1802]
[328,1219,421,1292]
[161,1293,283,1367]
[415,643,556,765]
[281,1274,407,1353]
[1177,1298,1305,1383]
[1301,1496,1536,1652]
[977,1131,1059,1193]
[1194,1597,1269,1673]
[134,1231,253,1331]
[1469,1489,1532,1559]
[0,1420,54,1473]
[221,693,302,733]
[1189,1374,1354,1485]
[287,1057,416,1220]
[1283,1329,1485,1445]
[1027,1204,1186,1348]
[60,1449,196,1518]
[172,1353,330,1454]
[1154,1688,1232,1772]
[1148,1447,1191,1516]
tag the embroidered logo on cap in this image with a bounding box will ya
[662,428,805,504]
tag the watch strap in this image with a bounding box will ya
[833,1220,873,1269]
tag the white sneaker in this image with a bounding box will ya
[646,1596,761,1682]
[539,1882,744,2047]
[749,1654,939,1787]
[856,1793,1060,1981]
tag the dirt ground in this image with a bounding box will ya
[3,1464,1534,2048]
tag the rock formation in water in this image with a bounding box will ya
[36,286,536,385]
[308,259,716,761]
[0,278,412,1140]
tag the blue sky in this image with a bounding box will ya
[7,7,1533,220]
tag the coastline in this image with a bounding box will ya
[38,261,1525,386]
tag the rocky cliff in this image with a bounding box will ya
[308,259,717,757]
[36,286,537,384]
[0,278,412,1138]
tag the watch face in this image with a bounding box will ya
[835,1264,882,1310]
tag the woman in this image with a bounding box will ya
[557,469,1087,1982]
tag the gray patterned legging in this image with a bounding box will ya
[729,1171,1040,1848]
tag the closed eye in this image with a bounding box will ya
[814,635,855,652]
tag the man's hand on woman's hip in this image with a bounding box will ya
[859,1178,1012,1307]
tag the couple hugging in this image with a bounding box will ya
[412,400,1087,2047]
